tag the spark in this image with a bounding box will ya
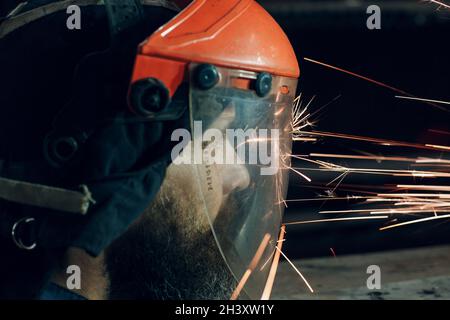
[291,166,450,179]
[320,208,446,215]
[287,57,450,276]
[288,166,312,182]
[231,234,271,300]
[277,95,318,207]
[415,158,450,164]
[236,136,279,149]
[310,153,450,166]
[327,170,349,188]
[380,214,450,231]
[230,270,251,300]
[397,185,450,191]
[261,226,286,300]
[330,247,337,258]
[285,216,388,226]
[318,207,376,213]
[371,209,450,215]
[429,129,450,136]
[283,195,368,202]
[315,187,450,220]
[295,130,447,151]
[427,0,450,10]
[260,249,276,272]
[289,154,337,169]
[378,193,450,199]
[310,153,417,163]
[291,94,316,142]
[304,57,410,96]
[274,106,286,116]
[304,57,447,112]
[295,137,318,142]
[425,144,450,151]
[395,95,450,106]
[276,246,314,293]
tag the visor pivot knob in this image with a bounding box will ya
[195,64,220,90]
[255,72,272,97]
[129,78,170,117]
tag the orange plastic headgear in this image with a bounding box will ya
[128,0,299,117]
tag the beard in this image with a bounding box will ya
[104,165,236,300]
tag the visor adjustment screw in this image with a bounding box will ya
[194,64,219,90]
[129,78,170,117]
[255,72,272,97]
[44,133,80,168]
[54,137,78,161]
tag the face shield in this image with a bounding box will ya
[172,64,297,299]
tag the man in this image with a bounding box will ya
[0,0,299,299]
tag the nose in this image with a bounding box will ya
[220,164,250,197]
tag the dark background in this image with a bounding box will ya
[259,0,450,259]
[2,1,450,259]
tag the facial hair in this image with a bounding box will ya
[104,168,237,300]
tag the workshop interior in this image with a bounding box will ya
[0,0,449,301]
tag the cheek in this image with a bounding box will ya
[164,163,224,225]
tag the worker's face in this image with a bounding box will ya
[104,72,296,299]
[105,160,250,299]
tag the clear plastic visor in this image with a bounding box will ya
[188,64,297,299]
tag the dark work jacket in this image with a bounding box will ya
[0,1,186,299]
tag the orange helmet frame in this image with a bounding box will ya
[128,0,299,116]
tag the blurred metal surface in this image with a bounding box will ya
[272,245,450,299]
